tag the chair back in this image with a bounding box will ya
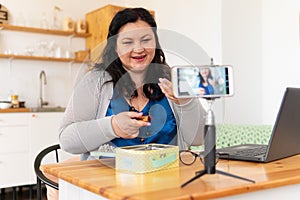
[34,144,60,200]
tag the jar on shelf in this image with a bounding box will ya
[10,95,19,108]
[63,17,75,31]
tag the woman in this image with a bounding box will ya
[59,7,206,160]
[198,67,215,95]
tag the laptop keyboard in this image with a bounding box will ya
[234,146,267,157]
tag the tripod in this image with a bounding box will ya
[181,98,255,188]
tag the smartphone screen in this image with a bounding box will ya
[172,65,234,98]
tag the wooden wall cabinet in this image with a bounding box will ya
[85,4,154,62]
[86,4,125,62]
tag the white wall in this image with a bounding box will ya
[0,0,92,107]
[261,0,300,124]
[150,0,222,65]
[222,0,300,125]
[0,0,222,109]
[222,0,263,124]
[1,0,299,125]
[0,0,129,107]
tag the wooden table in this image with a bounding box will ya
[41,155,300,200]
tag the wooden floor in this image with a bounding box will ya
[0,185,47,200]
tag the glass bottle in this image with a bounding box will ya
[11,95,19,108]
[40,12,49,29]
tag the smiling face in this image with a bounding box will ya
[116,20,156,73]
[200,68,210,78]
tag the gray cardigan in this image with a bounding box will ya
[59,69,206,159]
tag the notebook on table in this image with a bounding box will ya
[217,87,300,163]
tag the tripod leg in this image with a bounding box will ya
[181,169,207,188]
[216,170,255,183]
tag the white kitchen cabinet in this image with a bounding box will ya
[28,112,64,183]
[0,153,30,188]
[0,112,66,188]
[0,113,30,188]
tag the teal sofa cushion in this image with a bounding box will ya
[190,124,272,150]
[216,124,272,148]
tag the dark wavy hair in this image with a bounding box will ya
[94,7,170,100]
[199,68,213,83]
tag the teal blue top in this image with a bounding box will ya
[106,90,177,147]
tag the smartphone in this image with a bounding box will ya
[171,65,234,98]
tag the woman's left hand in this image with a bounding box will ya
[158,78,190,104]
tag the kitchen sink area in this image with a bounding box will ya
[28,70,66,112]
[30,106,66,112]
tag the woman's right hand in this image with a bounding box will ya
[111,112,151,139]
[197,87,206,95]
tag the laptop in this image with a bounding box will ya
[217,87,300,162]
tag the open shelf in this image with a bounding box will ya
[0,53,85,63]
[0,24,91,38]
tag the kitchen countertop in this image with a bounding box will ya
[0,107,66,113]
[0,108,30,113]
